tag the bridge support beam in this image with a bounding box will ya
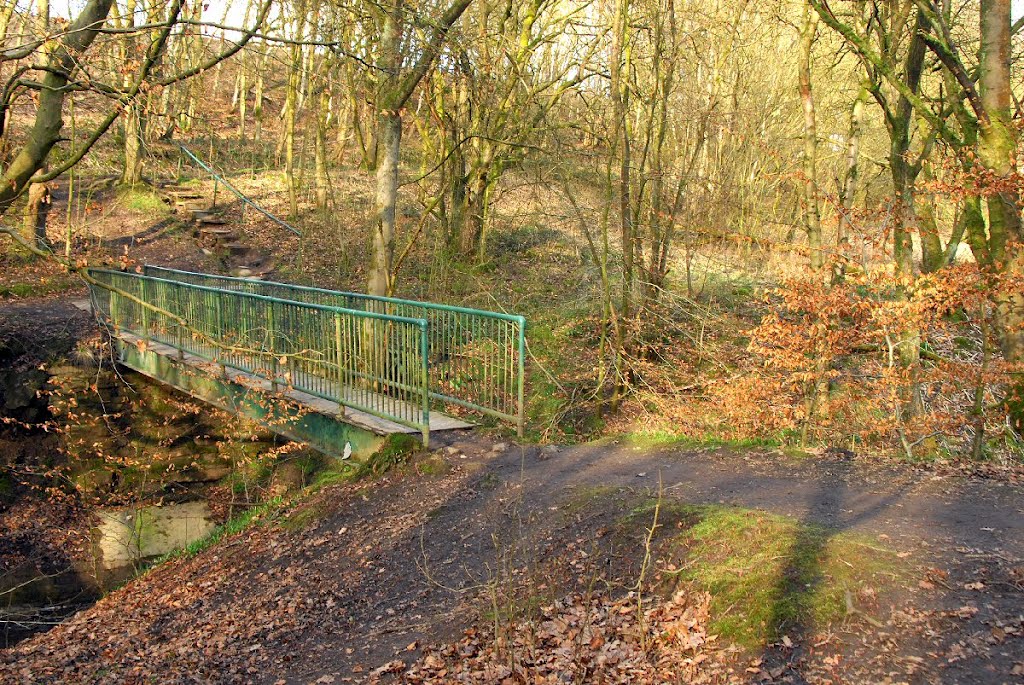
[116,339,388,460]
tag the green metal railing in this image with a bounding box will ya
[176,143,302,236]
[143,265,527,435]
[88,269,431,444]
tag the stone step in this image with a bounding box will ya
[221,242,251,256]
[177,198,209,207]
[199,226,235,237]
[228,248,275,277]
[163,189,204,200]
[189,209,226,224]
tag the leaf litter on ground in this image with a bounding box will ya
[396,590,734,684]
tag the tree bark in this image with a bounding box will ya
[366,0,474,296]
[609,0,632,408]
[370,111,401,296]
[977,0,1024,431]
[122,102,145,186]
[315,87,330,210]
[799,2,822,272]
[835,84,867,281]
[0,0,115,216]
[18,181,50,256]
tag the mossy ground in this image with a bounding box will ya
[626,502,905,650]
[0,271,80,299]
[116,187,169,215]
[612,429,784,451]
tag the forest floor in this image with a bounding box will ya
[1,424,1022,683]
[3,170,1024,682]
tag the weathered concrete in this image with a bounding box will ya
[116,337,389,459]
[94,501,216,569]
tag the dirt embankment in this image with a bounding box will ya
[1,436,1021,683]
[0,296,295,647]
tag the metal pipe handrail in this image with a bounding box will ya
[144,265,525,322]
[176,143,302,237]
[87,269,431,443]
[143,264,528,435]
[95,269,424,326]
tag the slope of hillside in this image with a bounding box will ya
[3,438,1022,683]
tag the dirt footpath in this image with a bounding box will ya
[2,437,1023,684]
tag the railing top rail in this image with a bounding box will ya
[144,265,526,324]
[90,269,428,329]
[176,143,302,237]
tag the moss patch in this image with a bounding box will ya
[357,433,422,478]
[278,499,331,532]
[0,273,79,299]
[117,187,169,215]
[617,429,781,451]
[413,452,451,477]
[628,503,904,650]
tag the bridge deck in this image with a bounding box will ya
[75,300,474,439]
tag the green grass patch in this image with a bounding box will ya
[618,429,781,451]
[0,283,41,298]
[629,502,903,650]
[150,495,285,566]
[413,452,451,477]
[278,500,331,532]
[0,274,79,299]
[311,461,361,488]
[117,187,169,214]
[563,484,626,514]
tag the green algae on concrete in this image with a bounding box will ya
[117,339,387,460]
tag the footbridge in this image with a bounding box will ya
[85,266,526,457]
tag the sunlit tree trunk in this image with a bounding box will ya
[118,0,146,186]
[21,180,50,254]
[977,0,1024,431]
[798,2,822,272]
[0,0,17,46]
[123,104,145,186]
[609,0,633,408]
[315,87,330,210]
[835,83,867,281]
[282,7,305,218]
[366,0,473,296]
[237,61,247,139]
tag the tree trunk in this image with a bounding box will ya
[333,89,350,163]
[122,102,144,186]
[835,84,866,281]
[609,0,632,409]
[458,152,493,259]
[253,50,266,144]
[916,161,946,273]
[237,65,247,139]
[370,111,401,296]
[18,181,50,256]
[977,0,1024,431]
[315,87,330,210]
[365,0,473,295]
[799,2,822,272]
[283,41,300,217]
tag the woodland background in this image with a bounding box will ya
[1,0,1023,464]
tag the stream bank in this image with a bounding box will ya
[1,297,320,646]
